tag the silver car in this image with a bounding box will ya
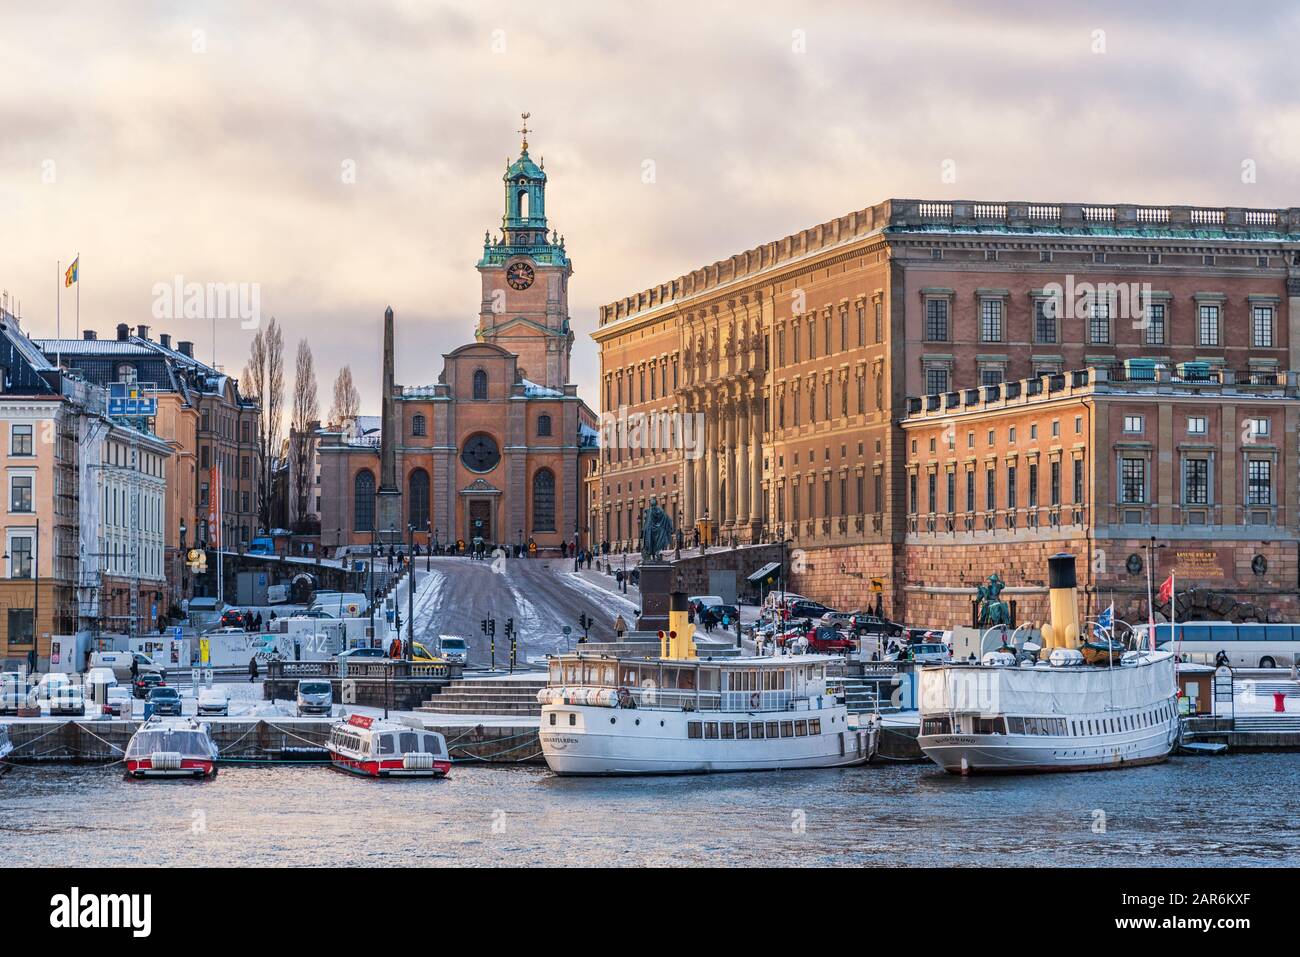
[295,679,333,716]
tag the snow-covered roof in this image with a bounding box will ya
[521,378,563,398]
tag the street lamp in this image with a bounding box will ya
[1142,537,1168,644]
[407,522,415,661]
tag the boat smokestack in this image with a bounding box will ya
[660,591,697,659]
[1040,553,1081,653]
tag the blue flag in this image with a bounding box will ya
[1093,602,1114,640]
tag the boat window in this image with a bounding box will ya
[376,734,396,755]
[399,731,419,753]
[421,735,442,755]
[698,668,719,692]
[780,721,794,738]
[549,660,562,684]
[679,669,696,691]
[766,721,779,739]
[563,662,580,684]
[704,722,719,739]
[810,719,820,734]
[736,722,750,739]
[720,722,734,739]
[687,721,702,739]
[974,717,1005,735]
[568,713,576,726]
[795,720,807,736]
[751,722,765,739]
[549,713,556,726]
[620,664,639,686]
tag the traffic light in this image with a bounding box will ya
[504,618,514,639]
[487,618,496,638]
[480,618,488,636]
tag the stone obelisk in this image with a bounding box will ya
[375,305,402,543]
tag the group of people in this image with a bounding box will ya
[233,610,266,631]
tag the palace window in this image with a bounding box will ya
[1183,458,1209,505]
[1144,302,1166,345]
[411,413,427,437]
[925,299,949,341]
[533,468,556,531]
[1253,305,1275,348]
[353,470,375,531]
[874,300,883,342]
[1028,463,1039,507]
[1034,298,1057,344]
[1120,458,1146,504]
[473,369,488,400]
[1007,466,1017,509]
[537,414,552,437]
[980,299,1003,342]
[1198,304,1220,346]
[1088,301,1111,344]
[925,367,949,395]
[1247,460,1272,506]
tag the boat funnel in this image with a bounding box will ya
[1039,552,1081,655]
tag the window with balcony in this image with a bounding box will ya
[1252,305,1274,348]
[1144,302,1166,345]
[1198,304,1220,346]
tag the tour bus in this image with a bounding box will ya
[1133,621,1300,669]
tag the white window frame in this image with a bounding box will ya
[1123,415,1144,434]
[8,470,35,514]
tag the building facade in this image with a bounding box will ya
[898,366,1300,627]
[36,324,261,607]
[318,129,599,556]
[593,198,1300,621]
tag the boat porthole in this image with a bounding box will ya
[610,717,616,725]
[659,720,665,727]
[635,719,640,726]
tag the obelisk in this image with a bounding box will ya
[376,305,402,543]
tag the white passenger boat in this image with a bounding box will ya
[326,714,451,778]
[124,716,219,779]
[917,649,1180,774]
[538,652,876,775]
[918,552,1180,775]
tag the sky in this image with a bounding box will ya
[2,0,1299,417]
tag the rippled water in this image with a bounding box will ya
[3,754,1296,867]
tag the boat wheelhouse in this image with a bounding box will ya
[538,653,876,776]
[327,714,451,778]
[124,716,219,779]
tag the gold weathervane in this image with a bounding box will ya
[519,112,531,151]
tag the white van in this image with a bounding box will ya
[310,592,370,618]
[90,651,165,682]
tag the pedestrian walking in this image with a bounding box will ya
[613,614,627,639]
[248,657,259,682]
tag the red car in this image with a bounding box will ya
[777,624,856,655]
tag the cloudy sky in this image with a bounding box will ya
[2,0,1298,416]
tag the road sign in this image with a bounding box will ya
[173,625,183,641]
[107,381,158,417]
[871,577,884,593]
[562,625,572,636]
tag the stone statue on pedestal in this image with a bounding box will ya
[640,497,674,562]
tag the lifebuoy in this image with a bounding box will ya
[749,692,760,709]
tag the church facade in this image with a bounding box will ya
[318,127,599,555]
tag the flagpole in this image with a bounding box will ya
[56,260,61,369]
[75,251,80,341]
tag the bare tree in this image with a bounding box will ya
[328,364,361,427]
[241,316,284,531]
[290,338,320,529]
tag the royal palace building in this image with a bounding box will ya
[593,198,1300,624]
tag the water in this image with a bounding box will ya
[3,755,1296,867]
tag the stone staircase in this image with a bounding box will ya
[416,675,547,716]
[839,675,892,714]
[1234,714,1300,732]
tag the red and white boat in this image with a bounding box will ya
[327,714,451,778]
[124,716,219,779]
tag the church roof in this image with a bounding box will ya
[505,147,546,183]
[520,378,563,398]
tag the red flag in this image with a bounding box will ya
[1157,574,1174,606]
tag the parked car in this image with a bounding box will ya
[0,671,29,714]
[220,608,251,628]
[820,610,859,628]
[90,651,165,682]
[147,685,183,716]
[295,679,333,716]
[105,686,133,718]
[196,687,230,716]
[788,600,834,620]
[39,675,86,716]
[339,646,387,660]
[248,535,276,556]
[906,642,952,664]
[133,672,165,699]
[439,637,468,664]
[850,613,905,638]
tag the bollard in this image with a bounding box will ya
[1274,691,1287,713]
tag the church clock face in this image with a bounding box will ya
[506,261,535,290]
[461,434,501,473]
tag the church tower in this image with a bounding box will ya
[477,114,573,389]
